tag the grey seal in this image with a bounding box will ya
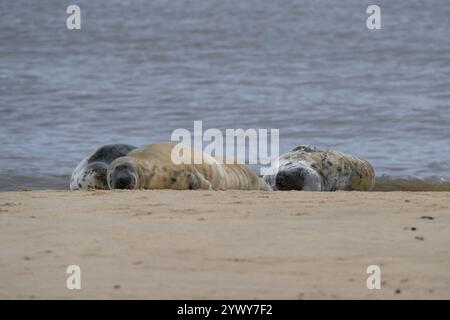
[70,144,137,190]
[107,142,270,191]
[263,146,375,191]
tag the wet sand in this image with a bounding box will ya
[0,190,449,299]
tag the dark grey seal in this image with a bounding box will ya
[70,144,137,190]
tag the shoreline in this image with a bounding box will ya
[0,190,449,299]
[2,174,450,192]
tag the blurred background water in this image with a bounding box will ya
[0,0,449,191]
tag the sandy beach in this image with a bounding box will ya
[0,190,449,299]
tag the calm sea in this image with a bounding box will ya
[1,0,449,191]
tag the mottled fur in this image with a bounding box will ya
[264,146,375,191]
[107,142,270,191]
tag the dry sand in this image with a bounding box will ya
[0,190,449,299]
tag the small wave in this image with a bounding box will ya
[374,176,450,192]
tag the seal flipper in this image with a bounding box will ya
[186,171,212,190]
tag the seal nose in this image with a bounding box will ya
[114,174,135,189]
[275,170,305,191]
[275,166,323,191]
[110,165,137,190]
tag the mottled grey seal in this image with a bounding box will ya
[70,144,137,190]
[107,142,270,191]
[263,146,375,191]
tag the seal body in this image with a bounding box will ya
[70,144,137,190]
[107,142,270,191]
[263,146,375,191]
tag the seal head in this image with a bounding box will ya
[264,160,323,191]
[107,162,139,190]
[274,165,323,191]
[81,162,108,189]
